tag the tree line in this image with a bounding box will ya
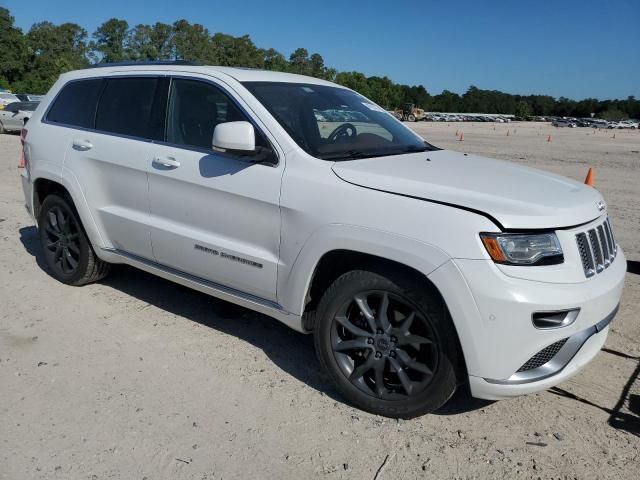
[1,7,638,120]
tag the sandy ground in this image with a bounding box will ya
[0,122,638,479]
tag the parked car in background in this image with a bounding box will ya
[616,120,638,129]
[574,119,592,127]
[0,92,20,109]
[591,119,609,129]
[15,94,44,102]
[552,119,577,128]
[0,101,40,133]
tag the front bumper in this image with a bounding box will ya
[469,324,610,400]
[428,246,626,400]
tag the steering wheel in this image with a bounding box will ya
[328,123,357,143]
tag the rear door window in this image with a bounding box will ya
[95,77,168,141]
[46,79,103,128]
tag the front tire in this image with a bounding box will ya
[314,269,460,418]
[38,194,110,285]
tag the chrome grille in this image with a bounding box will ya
[575,218,617,278]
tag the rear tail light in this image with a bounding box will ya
[18,128,27,169]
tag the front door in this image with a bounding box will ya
[147,77,283,302]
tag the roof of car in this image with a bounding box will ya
[64,63,339,87]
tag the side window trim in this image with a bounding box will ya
[92,78,109,129]
[41,73,279,166]
[44,75,167,142]
[161,75,279,166]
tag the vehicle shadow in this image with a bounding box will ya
[16,225,509,416]
[18,226,342,404]
[549,347,640,438]
[628,260,640,275]
[19,225,53,276]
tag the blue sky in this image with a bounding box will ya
[2,0,639,99]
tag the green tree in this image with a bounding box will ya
[172,20,212,63]
[288,47,310,75]
[514,100,532,118]
[92,18,129,63]
[210,33,264,67]
[262,48,287,72]
[14,21,88,93]
[128,23,174,61]
[1,5,639,117]
[600,108,627,121]
[334,71,372,98]
[0,7,27,86]
[366,76,403,109]
[431,90,462,112]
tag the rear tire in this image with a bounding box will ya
[408,114,416,122]
[313,268,460,418]
[38,194,110,285]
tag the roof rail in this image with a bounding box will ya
[86,60,201,69]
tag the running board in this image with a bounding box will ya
[100,248,304,332]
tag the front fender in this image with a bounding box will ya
[278,223,451,317]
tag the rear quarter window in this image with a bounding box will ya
[46,79,103,128]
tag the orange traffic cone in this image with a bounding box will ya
[584,168,594,186]
[455,129,459,137]
[459,132,464,141]
[547,135,552,142]
[612,133,616,139]
[506,130,510,136]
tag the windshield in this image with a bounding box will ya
[243,82,437,160]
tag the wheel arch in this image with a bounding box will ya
[289,236,469,385]
[31,172,105,250]
[278,224,451,320]
[301,249,446,324]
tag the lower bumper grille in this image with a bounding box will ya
[517,338,568,372]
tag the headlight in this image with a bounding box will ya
[480,232,563,265]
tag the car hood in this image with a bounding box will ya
[331,150,604,229]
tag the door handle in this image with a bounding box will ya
[153,156,181,169]
[72,138,93,151]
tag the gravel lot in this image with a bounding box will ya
[1,122,639,479]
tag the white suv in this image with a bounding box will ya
[20,63,625,418]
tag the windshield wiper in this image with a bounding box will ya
[318,143,438,161]
[400,142,442,153]
[317,150,377,161]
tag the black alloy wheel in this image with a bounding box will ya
[38,194,110,285]
[314,269,460,418]
[331,290,438,400]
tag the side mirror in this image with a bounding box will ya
[212,121,255,152]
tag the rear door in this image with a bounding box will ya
[147,76,283,301]
[61,76,168,259]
